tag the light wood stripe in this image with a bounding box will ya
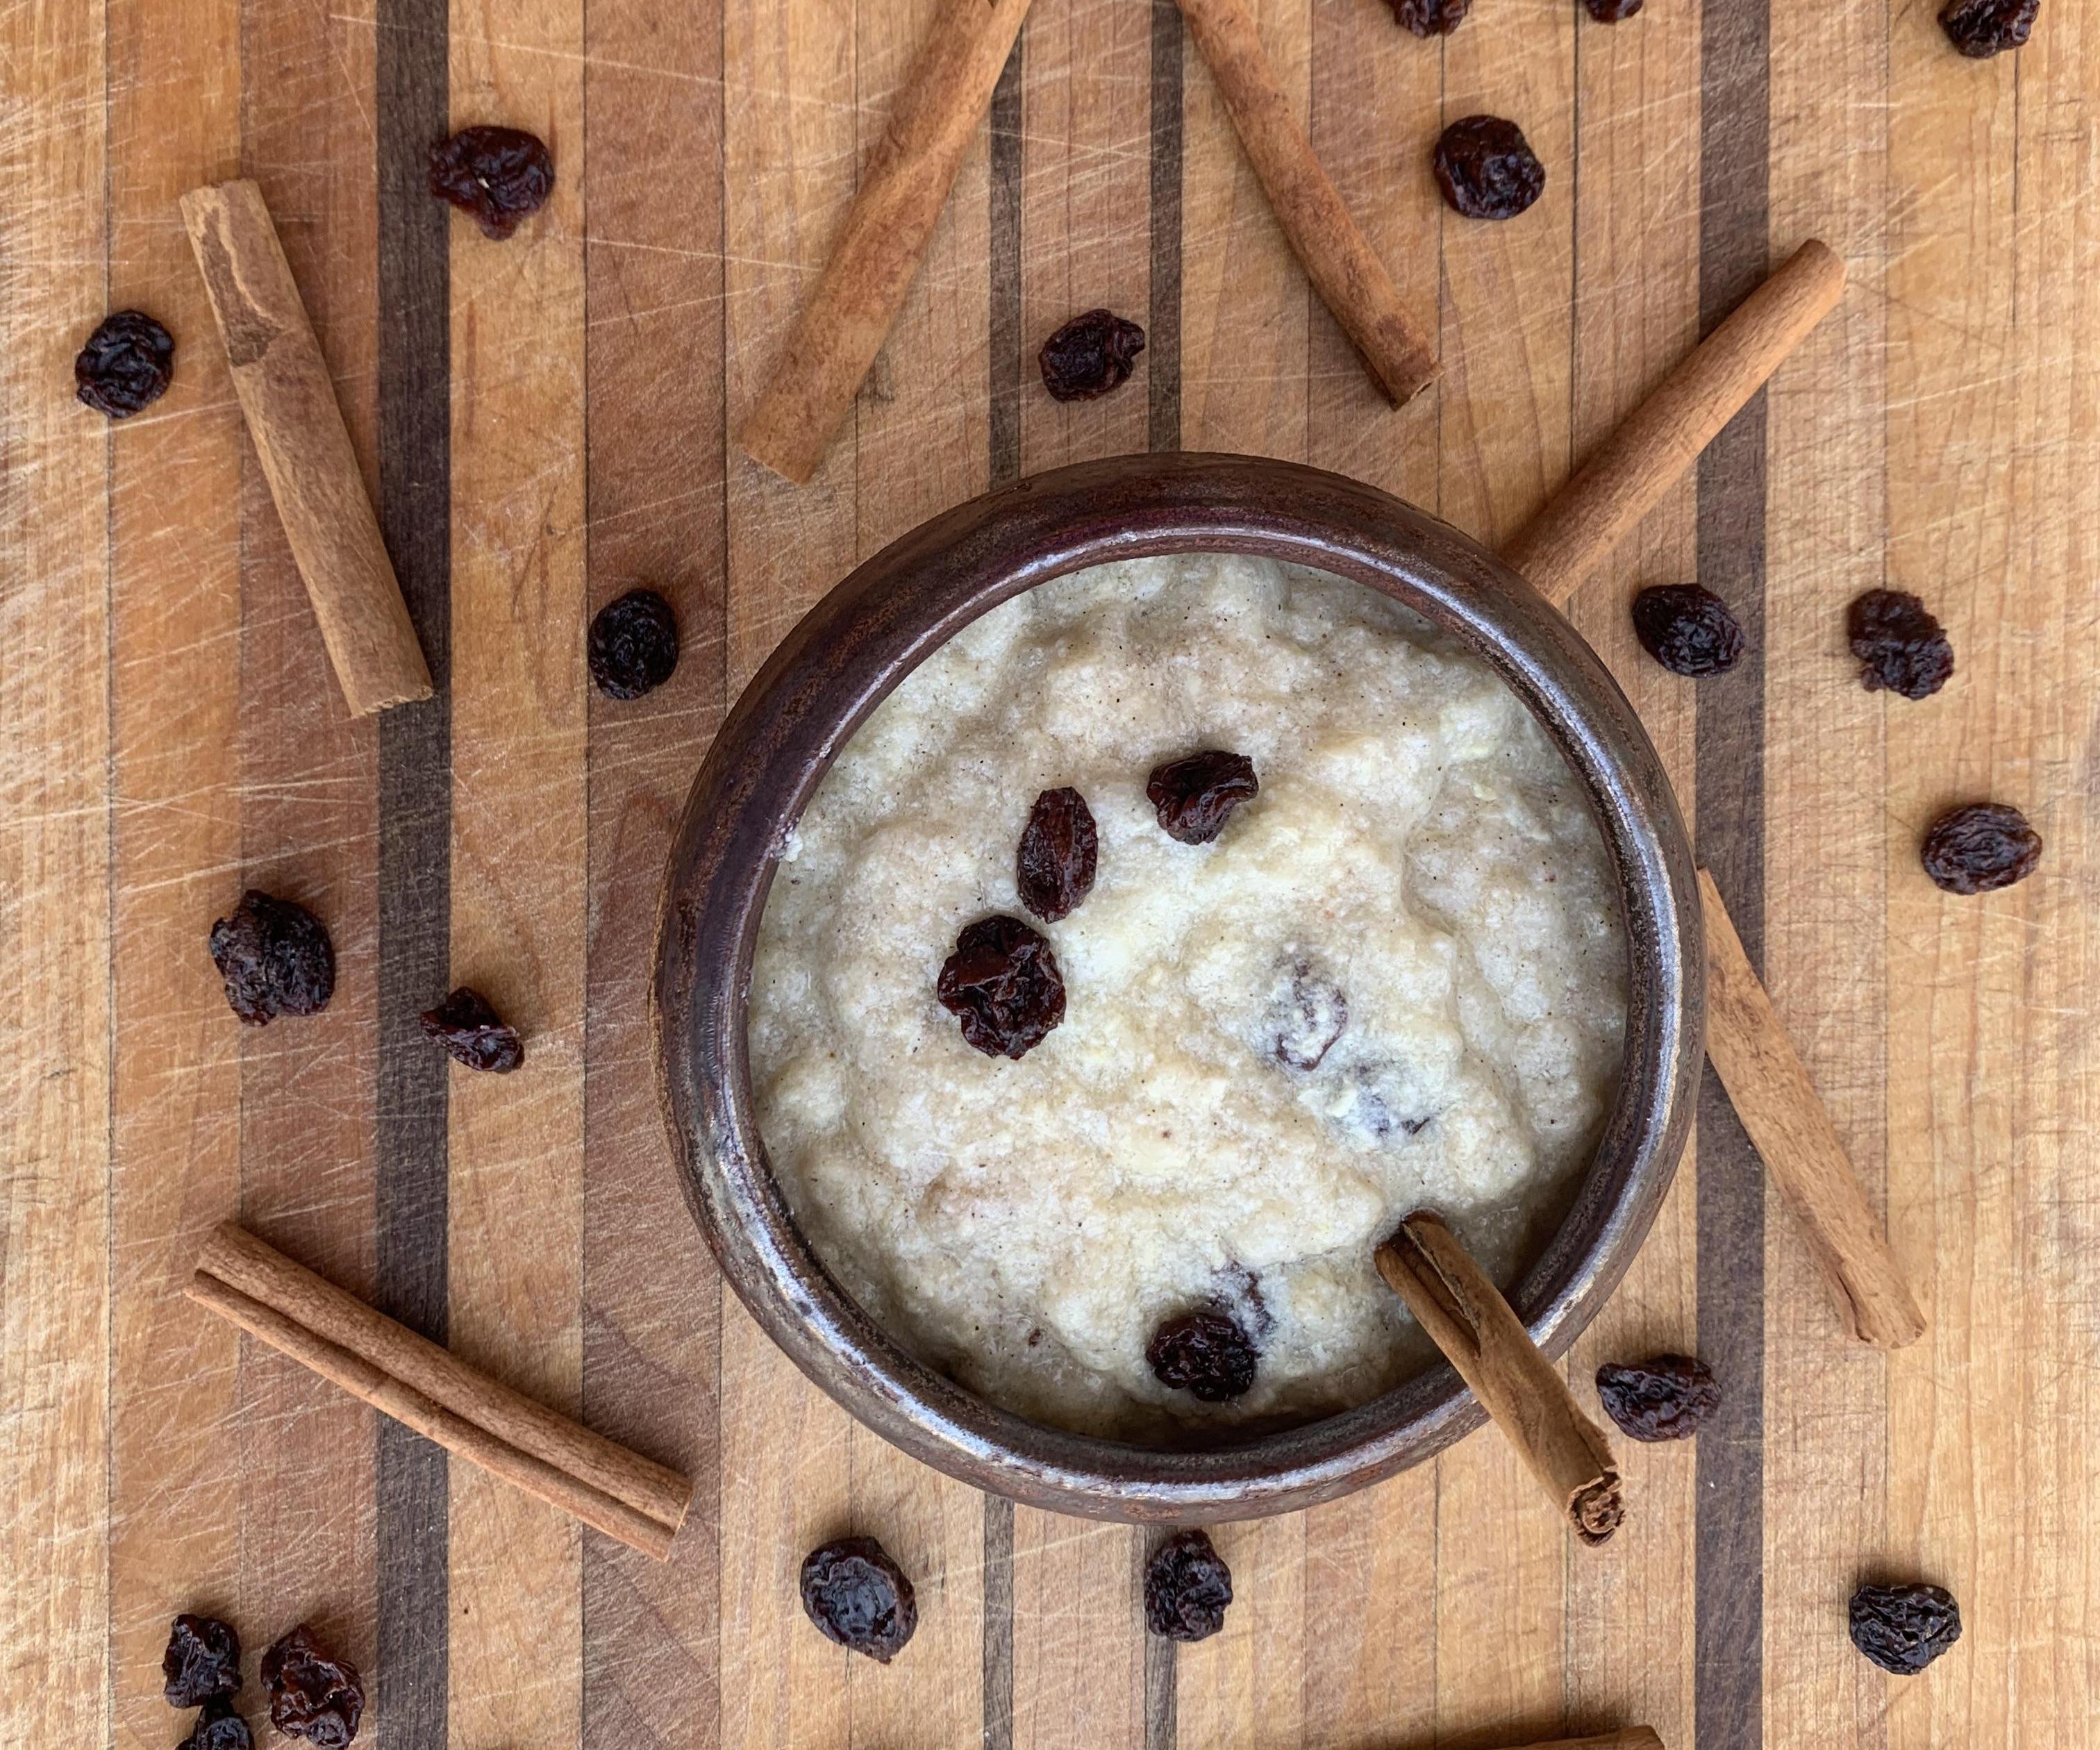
[2,0,115,1742]
[444,0,590,1740]
[577,0,730,1728]
[99,0,244,1741]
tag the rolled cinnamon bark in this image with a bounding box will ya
[181,180,433,715]
[1172,0,1438,407]
[188,1223,692,1559]
[1698,870,1926,1349]
[1500,239,1844,608]
[738,0,1035,483]
[1374,1211,1622,1544]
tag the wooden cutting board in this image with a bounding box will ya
[5,0,2094,1745]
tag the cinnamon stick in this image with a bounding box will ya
[1497,1733,1663,1750]
[1501,239,1845,610]
[738,0,1034,483]
[1171,0,1438,407]
[1374,1212,1622,1544]
[188,1223,692,1560]
[180,180,433,715]
[1488,244,1920,1350]
[1697,870,1926,1349]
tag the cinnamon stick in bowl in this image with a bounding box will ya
[1374,1210,1622,1544]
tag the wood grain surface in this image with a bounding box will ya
[4,0,2095,1744]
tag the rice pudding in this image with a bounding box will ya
[747,552,1628,1441]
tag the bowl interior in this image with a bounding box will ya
[654,452,1703,1522]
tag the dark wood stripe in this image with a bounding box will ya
[1141,1538,1174,1750]
[1147,0,1181,454]
[981,1500,1015,1750]
[374,1,451,1743]
[990,35,1025,487]
[982,36,1024,1750]
[1692,0,1770,1740]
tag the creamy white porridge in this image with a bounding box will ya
[747,553,1628,1441]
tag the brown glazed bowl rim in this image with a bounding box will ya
[654,451,1703,1523]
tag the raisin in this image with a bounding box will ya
[180,1699,253,1750]
[1631,583,1743,676]
[1584,0,1643,17]
[428,126,556,239]
[210,891,335,1026]
[1390,0,1469,33]
[1144,1531,1234,1642]
[799,1537,918,1662]
[1432,116,1547,221]
[1147,1307,1260,1402]
[163,1614,241,1708]
[937,915,1066,1059]
[1266,958,1347,1070]
[260,1626,362,1748]
[1147,750,1258,845]
[419,986,524,1073]
[588,588,679,700]
[1595,1354,1720,1442]
[1939,0,2038,57]
[1038,309,1146,401]
[1016,788,1098,922]
[1847,589,1953,700]
[1921,802,2042,895]
[76,310,174,419]
[1849,1583,1962,1674]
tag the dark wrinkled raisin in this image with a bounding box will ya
[1632,583,1743,677]
[180,1699,253,1750]
[1847,589,1953,699]
[1921,802,2042,894]
[1147,750,1258,844]
[1849,1583,1962,1674]
[1390,0,1469,33]
[1147,1307,1260,1402]
[1433,116,1547,221]
[1038,309,1146,401]
[1595,1354,1720,1442]
[76,310,174,419]
[428,126,556,239]
[1584,0,1643,17]
[937,915,1065,1058]
[1016,788,1098,922]
[260,1626,362,1748]
[1144,1531,1234,1642]
[799,1537,918,1662]
[1939,0,2037,57]
[588,588,679,699]
[1266,958,1347,1070]
[163,1615,241,1708]
[419,986,524,1073]
[210,891,335,1026]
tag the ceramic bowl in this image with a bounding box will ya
[653,451,1703,1522]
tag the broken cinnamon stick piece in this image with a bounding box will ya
[180,180,433,715]
[1172,0,1438,406]
[1501,239,1845,609]
[1374,1211,1622,1544]
[1697,869,1926,1349]
[738,0,1034,483]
